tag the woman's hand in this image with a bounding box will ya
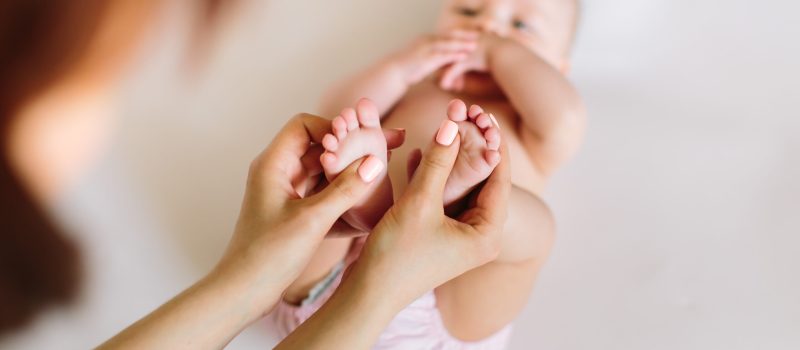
[214,113,404,310]
[355,120,511,306]
[99,113,404,350]
[277,120,511,350]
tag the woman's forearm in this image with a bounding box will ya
[98,265,281,350]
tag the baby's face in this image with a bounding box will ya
[437,0,577,71]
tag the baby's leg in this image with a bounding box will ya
[283,238,351,304]
[320,99,393,232]
[433,101,557,342]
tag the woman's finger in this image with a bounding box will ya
[299,144,325,178]
[383,128,407,150]
[305,155,385,223]
[405,121,461,201]
[406,148,422,180]
[259,113,332,172]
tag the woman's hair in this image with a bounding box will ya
[0,0,231,335]
[0,0,111,333]
[0,0,230,335]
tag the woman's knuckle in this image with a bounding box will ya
[331,178,358,199]
[423,154,450,170]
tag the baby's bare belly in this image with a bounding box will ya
[382,82,545,198]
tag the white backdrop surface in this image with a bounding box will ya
[2,0,799,349]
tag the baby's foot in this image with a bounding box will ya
[320,98,393,232]
[442,99,501,206]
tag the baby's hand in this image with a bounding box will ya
[438,33,505,91]
[392,30,479,85]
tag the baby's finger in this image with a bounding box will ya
[453,75,466,92]
[439,62,472,91]
[414,53,468,82]
[445,29,481,41]
[432,39,478,53]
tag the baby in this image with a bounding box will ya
[274,0,585,347]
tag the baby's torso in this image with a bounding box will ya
[383,80,545,197]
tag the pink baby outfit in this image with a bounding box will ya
[270,237,512,349]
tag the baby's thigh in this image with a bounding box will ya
[283,237,352,304]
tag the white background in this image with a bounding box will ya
[3,0,799,349]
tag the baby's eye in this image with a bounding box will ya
[456,7,480,17]
[512,19,529,31]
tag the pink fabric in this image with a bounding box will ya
[270,238,512,349]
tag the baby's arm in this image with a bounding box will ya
[488,37,586,174]
[319,30,479,117]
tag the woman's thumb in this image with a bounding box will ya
[305,155,385,221]
[405,120,461,200]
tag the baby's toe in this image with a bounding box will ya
[341,108,359,131]
[484,149,501,167]
[322,133,339,152]
[475,113,492,129]
[332,116,348,141]
[356,98,381,128]
[485,127,501,151]
[447,99,468,122]
[468,104,484,119]
[320,152,338,169]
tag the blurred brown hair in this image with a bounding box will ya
[0,0,111,334]
[0,0,229,335]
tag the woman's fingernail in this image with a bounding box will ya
[436,119,459,146]
[358,156,384,182]
[489,113,500,130]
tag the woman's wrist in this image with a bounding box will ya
[208,250,292,321]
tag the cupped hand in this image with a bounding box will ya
[213,113,404,308]
[348,119,511,307]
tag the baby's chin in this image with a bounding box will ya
[455,72,507,99]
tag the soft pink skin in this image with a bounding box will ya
[320,99,393,232]
[442,99,501,206]
[290,0,585,343]
[436,0,577,72]
[320,98,502,229]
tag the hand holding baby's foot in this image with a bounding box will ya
[320,99,394,232]
[441,99,501,206]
